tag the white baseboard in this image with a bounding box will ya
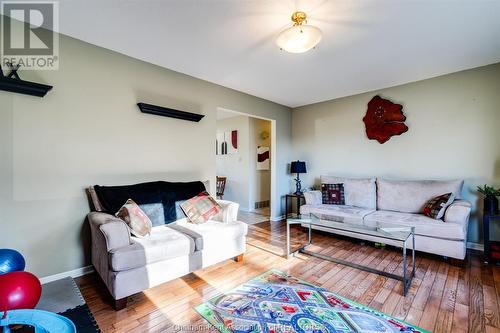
[467,242,484,252]
[40,265,94,285]
[270,215,284,222]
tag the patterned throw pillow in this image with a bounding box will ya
[422,193,455,219]
[180,192,221,224]
[321,183,345,205]
[115,199,152,237]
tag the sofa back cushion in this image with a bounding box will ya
[320,176,377,209]
[137,202,165,227]
[376,179,464,213]
[89,180,208,225]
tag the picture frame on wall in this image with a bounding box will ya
[216,130,238,155]
[257,146,270,170]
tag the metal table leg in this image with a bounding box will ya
[402,229,416,296]
[285,195,289,220]
[412,231,416,277]
[308,222,312,245]
[286,220,291,259]
[403,239,407,296]
[297,196,301,216]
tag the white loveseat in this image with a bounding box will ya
[301,176,472,260]
[86,181,247,310]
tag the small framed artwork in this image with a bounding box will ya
[216,130,238,155]
[257,146,270,170]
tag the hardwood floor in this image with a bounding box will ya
[76,221,499,333]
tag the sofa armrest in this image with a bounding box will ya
[108,243,149,271]
[213,200,239,223]
[304,190,322,205]
[88,212,131,251]
[444,200,472,226]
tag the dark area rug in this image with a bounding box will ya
[59,304,101,333]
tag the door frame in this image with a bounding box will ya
[216,107,276,219]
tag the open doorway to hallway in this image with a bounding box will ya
[216,108,272,225]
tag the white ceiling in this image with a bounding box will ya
[21,1,500,107]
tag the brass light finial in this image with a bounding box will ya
[291,11,307,26]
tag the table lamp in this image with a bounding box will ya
[290,160,307,195]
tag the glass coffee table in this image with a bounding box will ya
[286,213,415,296]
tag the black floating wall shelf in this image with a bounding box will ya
[0,77,53,97]
[137,102,205,122]
[0,63,52,97]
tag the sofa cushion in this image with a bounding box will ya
[139,202,166,227]
[363,210,466,241]
[376,179,464,213]
[169,219,248,251]
[180,192,221,224]
[175,200,187,220]
[300,204,375,225]
[108,225,195,271]
[115,199,152,237]
[321,183,345,205]
[320,176,376,209]
[422,193,455,219]
[304,191,322,205]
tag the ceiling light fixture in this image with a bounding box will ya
[276,11,322,54]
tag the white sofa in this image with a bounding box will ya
[87,181,247,310]
[301,176,472,260]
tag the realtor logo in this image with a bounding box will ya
[1,1,59,70]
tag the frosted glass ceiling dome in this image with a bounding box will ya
[276,11,322,54]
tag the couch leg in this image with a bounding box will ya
[234,254,244,262]
[113,297,128,310]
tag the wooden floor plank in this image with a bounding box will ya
[434,266,459,333]
[484,284,500,329]
[469,256,487,333]
[418,261,449,331]
[452,303,470,333]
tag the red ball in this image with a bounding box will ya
[0,271,41,311]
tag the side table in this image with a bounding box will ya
[483,211,500,264]
[285,193,305,219]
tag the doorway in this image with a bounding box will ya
[215,108,274,224]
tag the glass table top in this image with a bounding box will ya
[287,213,413,242]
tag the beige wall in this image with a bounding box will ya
[216,116,272,211]
[292,63,500,244]
[216,116,251,210]
[0,29,291,278]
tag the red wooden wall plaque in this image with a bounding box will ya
[363,95,408,144]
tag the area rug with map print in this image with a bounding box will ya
[195,269,428,333]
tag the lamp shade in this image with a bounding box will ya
[290,161,307,174]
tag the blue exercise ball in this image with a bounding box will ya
[0,249,26,275]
